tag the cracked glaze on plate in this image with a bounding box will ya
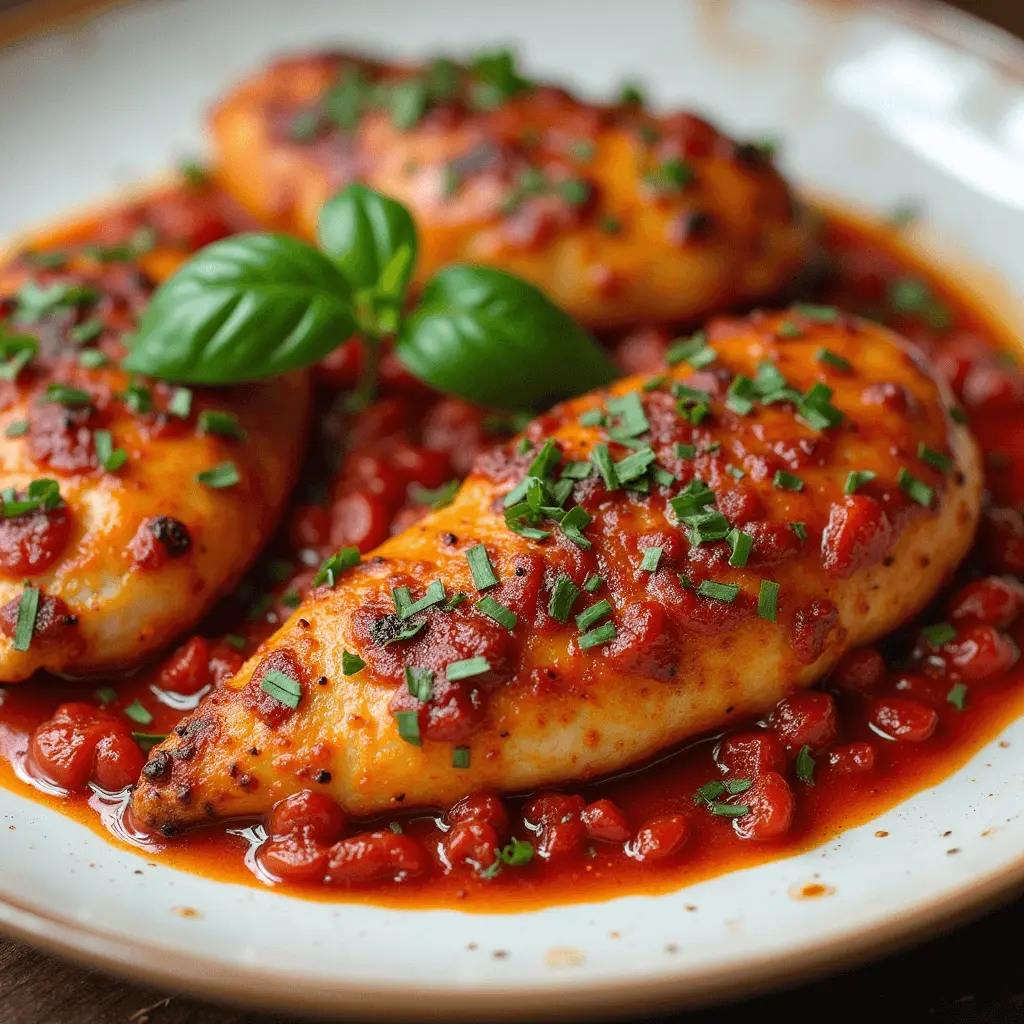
[2,0,1024,1017]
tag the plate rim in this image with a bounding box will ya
[2,0,1024,1018]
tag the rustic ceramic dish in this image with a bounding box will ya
[2,0,1024,1018]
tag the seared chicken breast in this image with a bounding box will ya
[132,309,981,831]
[210,52,810,329]
[0,198,310,680]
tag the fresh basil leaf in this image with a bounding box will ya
[317,184,418,304]
[397,265,615,410]
[122,234,355,384]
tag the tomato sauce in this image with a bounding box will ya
[1,185,1023,911]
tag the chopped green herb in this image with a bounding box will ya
[606,391,650,440]
[889,200,921,227]
[844,470,876,494]
[94,686,118,705]
[726,375,755,416]
[639,546,663,572]
[579,408,605,427]
[757,580,780,621]
[696,580,740,603]
[313,546,360,587]
[815,348,852,372]
[795,745,816,785]
[898,467,934,507]
[68,318,103,345]
[452,746,471,769]
[584,574,603,593]
[167,388,193,418]
[693,777,752,806]
[949,406,968,424]
[195,462,239,489]
[12,587,39,652]
[598,214,622,235]
[684,509,731,546]
[665,332,714,368]
[726,465,745,480]
[477,595,518,630]
[41,383,91,408]
[578,621,616,650]
[791,522,808,541]
[674,442,697,460]
[395,710,421,746]
[946,682,968,711]
[179,158,208,188]
[922,621,956,647]
[652,466,676,487]
[560,460,593,480]
[777,321,803,339]
[409,478,460,510]
[122,383,153,414]
[132,733,168,753]
[382,619,426,645]
[644,157,693,193]
[447,656,491,681]
[548,575,581,623]
[557,177,592,207]
[727,528,753,568]
[198,410,246,439]
[618,81,645,106]
[772,470,804,492]
[405,666,435,702]
[575,599,612,632]
[388,78,429,130]
[341,650,366,675]
[614,446,656,483]
[124,698,154,725]
[797,382,845,431]
[4,420,28,438]
[93,429,127,472]
[77,349,109,369]
[260,669,301,709]
[2,478,62,517]
[710,802,750,818]
[669,478,716,520]
[591,443,619,490]
[887,277,950,330]
[401,580,446,618]
[917,443,952,473]
[225,634,247,651]
[793,303,839,323]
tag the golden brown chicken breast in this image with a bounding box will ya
[131,308,981,832]
[209,51,810,329]
[0,192,310,681]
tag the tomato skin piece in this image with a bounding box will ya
[268,790,346,843]
[770,692,839,753]
[157,636,211,695]
[326,831,430,884]
[732,772,795,841]
[830,647,886,693]
[446,821,499,868]
[870,697,939,743]
[448,790,510,840]
[631,814,690,861]
[715,730,787,777]
[826,741,876,776]
[259,835,331,884]
[581,799,632,844]
[948,577,1024,629]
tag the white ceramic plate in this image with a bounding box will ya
[3,0,1024,1018]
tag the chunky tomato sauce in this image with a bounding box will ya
[1,182,1023,910]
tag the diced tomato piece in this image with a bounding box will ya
[157,636,211,695]
[326,831,430,884]
[941,624,1018,682]
[289,504,332,552]
[523,792,587,858]
[330,490,393,552]
[826,741,876,775]
[631,814,690,861]
[790,600,840,664]
[830,647,886,692]
[390,442,452,490]
[314,338,363,390]
[870,697,939,743]
[268,790,346,844]
[732,772,795,840]
[770,692,839,752]
[0,505,72,576]
[948,578,1024,629]
[581,799,631,844]
[344,452,408,505]
[259,835,330,884]
[92,732,147,792]
[448,790,510,839]
[821,495,893,578]
[446,821,499,868]
[715,730,787,777]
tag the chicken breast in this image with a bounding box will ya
[0,195,310,681]
[209,51,810,329]
[132,309,982,832]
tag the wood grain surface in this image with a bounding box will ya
[2,1,1024,1022]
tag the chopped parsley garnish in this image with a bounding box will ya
[122,383,153,414]
[898,467,934,507]
[341,650,366,675]
[124,698,154,725]
[477,595,518,630]
[693,777,752,806]
[579,408,605,427]
[12,587,39,652]
[757,580,780,621]
[793,303,839,323]
[887,277,950,330]
[4,420,27,438]
[946,682,968,711]
[260,670,301,709]
[644,157,694,193]
[665,332,714,368]
[2,479,62,517]
[195,462,239,489]
[772,470,804,492]
[726,375,755,416]
[557,177,592,207]
[395,710,422,746]
[844,470,876,494]
[791,522,808,541]
[559,505,593,549]
[578,621,616,650]
[921,621,956,647]
[400,580,445,618]
[452,746,471,769]
[815,348,851,372]
[797,382,844,431]
[696,580,740,604]
[198,410,246,440]
[405,666,435,702]
[313,546,360,587]
[889,200,921,227]
[917,443,952,473]
[606,391,649,441]
[795,745,816,785]
[466,544,499,590]
[653,466,676,487]
[548,575,581,622]
[639,546,663,572]
[93,429,127,472]
[727,529,752,568]
[598,214,622,235]
[481,837,535,878]
[168,388,193,418]
[710,803,750,818]
[447,656,491,681]
[68,318,103,345]
[584,574,603,593]
[575,599,612,631]
[591,443,619,490]
[41,383,91,408]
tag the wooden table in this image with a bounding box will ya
[3,0,1024,1021]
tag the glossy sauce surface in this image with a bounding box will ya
[0,184,1022,910]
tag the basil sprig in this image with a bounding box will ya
[123,185,615,411]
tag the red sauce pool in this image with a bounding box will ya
[2,190,1024,911]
